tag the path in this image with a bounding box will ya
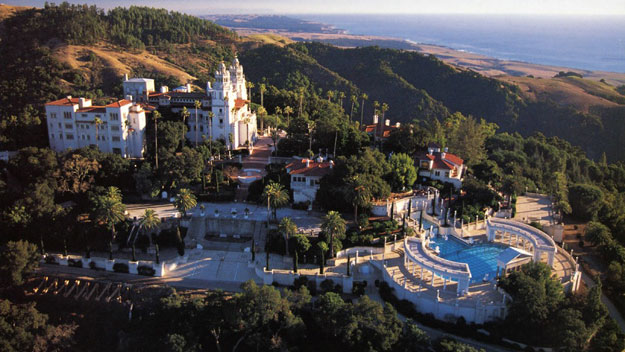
[581,269,625,333]
[235,135,274,202]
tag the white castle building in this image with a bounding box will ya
[45,97,146,158]
[147,57,257,150]
[45,57,257,158]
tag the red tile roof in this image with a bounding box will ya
[442,152,463,166]
[364,123,397,138]
[105,99,132,108]
[46,97,80,106]
[234,98,248,110]
[286,159,333,177]
[76,106,107,113]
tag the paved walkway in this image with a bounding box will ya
[515,194,555,225]
[235,135,274,202]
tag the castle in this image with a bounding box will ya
[45,57,257,158]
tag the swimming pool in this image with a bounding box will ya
[428,235,505,283]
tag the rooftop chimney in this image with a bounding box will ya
[444,147,448,153]
[305,159,310,168]
[126,94,133,102]
[385,119,390,126]
[441,152,446,159]
[428,148,433,155]
[160,86,169,93]
[123,73,128,81]
[186,83,192,92]
[395,122,400,128]
[373,114,378,124]
[78,97,91,109]
[330,160,334,169]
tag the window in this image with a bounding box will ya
[63,111,72,119]
[87,135,90,140]
[58,123,61,128]
[51,134,54,139]
[112,136,120,142]
[65,123,72,129]
[110,113,119,121]
[111,126,120,131]
[434,171,440,176]
[82,114,88,118]
[86,125,89,130]
[59,134,63,140]
[219,119,223,124]
[50,113,57,119]
[66,134,74,140]
[309,179,314,186]
[445,172,450,178]
[200,126,204,132]
[112,148,121,155]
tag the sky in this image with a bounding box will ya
[12,0,625,15]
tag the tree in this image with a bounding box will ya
[257,106,267,135]
[321,211,346,258]
[262,181,289,221]
[246,81,254,102]
[259,83,266,108]
[317,241,328,274]
[345,176,371,227]
[94,117,102,148]
[140,209,160,262]
[349,94,358,121]
[91,186,126,260]
[174,188,197,218]
[194,100,201,146]
[207,111,214,156]
[153,110,161,169]
[395,319,430,352]
[293,233,311,256]
[279,217,297,257]
[0,300,49,352]
[57,154,100,194]
[180,107,190,149]
[283,105,293,126]
[0,240,39,287]
[569,183,604,221]
[585,221,612,247]
[338,91,346,108]
[360,93,368,127]
[388,153,417,191]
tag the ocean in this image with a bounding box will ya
[298,14,625,73]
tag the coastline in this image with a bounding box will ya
[235,28,625,86]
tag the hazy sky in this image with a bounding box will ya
[13,0,625,15]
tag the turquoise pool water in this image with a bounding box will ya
[428,235,506,283]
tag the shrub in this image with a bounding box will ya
[137,265,155,276]
[320,279,335,293]
[292,201,310,210]
[113,263,129,273]
[68,258,83,268]
[293,276,309,290]
[306,280,317,296]
[89,261,97,270]
[352,280,367,296]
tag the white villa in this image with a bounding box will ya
[46,57,257,158]
[286,157,334,204]
[45,97,146,158]
[416,143,465,189]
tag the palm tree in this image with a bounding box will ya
[92,186,126,260]
[94,117,102,149]
[317,241,328,274]
[381,102,389,121]
[321,211,346,258]
[153,111,161,170]
[326,90,335,102]
[307,121,315,152]
[279,217,297,257]
[338,91,346,109]
[246,81,254,101]
[174,188,197,218]
[346,176,371,229]
[350,94,358,121]
[207,111,214,156]
[242,116,251,147]
[140,209,160,262]
[298,87,305,117]
[194,100,202,147]
[283,105,293,126]
[180,107,190,150]
[259,83,266,108]
[262,181,289,221]
[270,129,280,156]
[257,106,267,136]
[360,93,368,127]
